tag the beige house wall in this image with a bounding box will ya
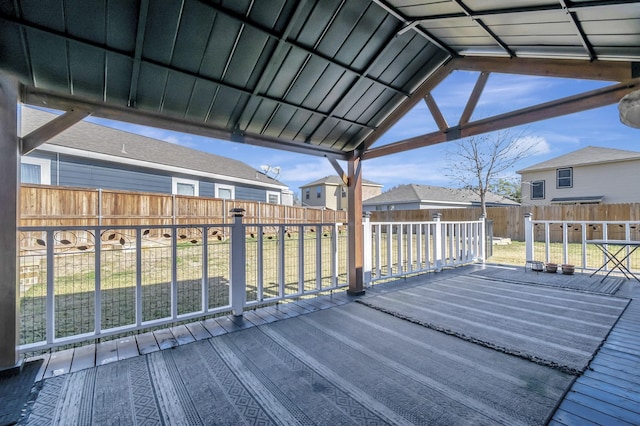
[301,181,382,210]
[521,159,640,206]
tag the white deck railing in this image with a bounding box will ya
[524,214,640,273]
[18,212,485,352]
[364,214,486,285]
[18,213,347,352]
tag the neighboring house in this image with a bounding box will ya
[20,107,290,204]
[363,184,519,211]
[517,146,640,206]
[299,175,383,210]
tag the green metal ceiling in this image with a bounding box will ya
[1,0,640,159]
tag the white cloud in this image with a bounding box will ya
[512,135,550,156]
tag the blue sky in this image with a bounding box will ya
[87,71,640,197]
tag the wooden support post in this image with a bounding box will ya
[347,154,364,295]
[0,75,20,370]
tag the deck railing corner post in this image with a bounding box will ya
[363,211,372,287]
[524,213,534,262]
[479,214,486,263]
[230,208,246,316]
[432,213,443,272]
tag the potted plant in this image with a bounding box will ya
[545,263,558,273]
[562,264,575,275]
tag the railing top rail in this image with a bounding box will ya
[531,220,640,225]
[18,222,343,232]
[370,220,483,225]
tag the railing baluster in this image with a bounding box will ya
[298,225,304,295]
[136,228,142,327]
[171,227,178,320]
[202,227,208,313]
[46,230,54,346]
[94,228,102,336]
[316,224,322,290]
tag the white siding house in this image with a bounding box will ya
[20,107,291,204]
[517,146,640,206]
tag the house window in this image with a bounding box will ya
[341,188,347,198]
[215,184,234,200]
[305,189,310,200]
[172,177,199,196]
[316,186,321,198]
[531,180,545,199]
[557,168,572,188]
[21,157,51,184]
[266,191,280,204]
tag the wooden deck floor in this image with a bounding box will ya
[29,290,355,382]
[550,279,640,426]
[25,266,640,425]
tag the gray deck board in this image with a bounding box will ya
[69,344,95,373]
[564,391,639,425]
[95,339,118,365]
[116,337,140,360]
[42,348,74,379]
[153,328,179,350]
[201,317,227,337]
[170,325,196,346]
[135,331,160,354]
[184,321,212,341]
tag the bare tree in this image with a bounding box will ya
[444,129,536,217]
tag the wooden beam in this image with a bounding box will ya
[424,93,448,131]
[21,87,350,160]
[0,75,20,369]
[326,156,348,185]
[364,78,640,159]
[360,58,454,150]
[451,57,637,82]
[459,71,490,125]
[20,109,89,155]
[347,153,364,295]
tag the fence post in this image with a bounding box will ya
[432,212,443,272]
[524,213,534,261]
[362,212,372,287]
[230,208,246,316]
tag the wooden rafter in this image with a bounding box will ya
[451,57,638,82]
[20,109,89,155]
[424,93,448,131]
[459,71,490,126]
[363,77,640,160]
[360,58,454,151]
[22,87,350,160]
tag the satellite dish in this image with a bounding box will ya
[260,165,269,173]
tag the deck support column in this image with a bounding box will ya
[230,208,246,316]
[0,75,20,370]
[347,153,364,295]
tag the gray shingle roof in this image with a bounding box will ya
[21,107,286,188]
[300,175,382,188]
[517,146,640,173]
[364,184,518,205]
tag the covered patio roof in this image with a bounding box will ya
[2,0,640,369]
[1,0,639,159]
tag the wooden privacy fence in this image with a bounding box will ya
[20,184,347,227]
[371,203,640,241]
